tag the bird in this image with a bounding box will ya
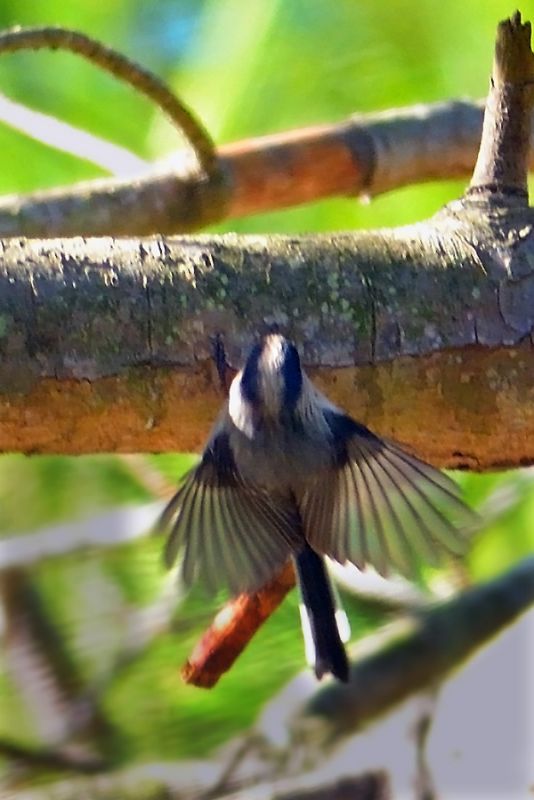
[159,332,477,682]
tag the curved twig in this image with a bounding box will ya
[0,26,219,179]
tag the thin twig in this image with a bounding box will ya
[0,26,219,180]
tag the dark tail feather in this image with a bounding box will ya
[294,544,350,682]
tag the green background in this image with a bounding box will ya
[0,0,532,776]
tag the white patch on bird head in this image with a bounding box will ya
[259,333,286,372]
[257,334,286,416]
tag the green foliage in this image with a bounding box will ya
[0,0,532,783]
[0,454,151,532]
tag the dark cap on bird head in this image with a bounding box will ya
[240,333,303,415]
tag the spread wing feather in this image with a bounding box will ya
[299,410,477,578]
[160,431,301,594]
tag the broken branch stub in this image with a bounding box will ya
[469,11,534,199]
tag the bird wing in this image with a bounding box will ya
[298,409,478,578]
[159,430,301,595]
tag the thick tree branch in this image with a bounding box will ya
[0,216,533,466]
[0,13,533,470]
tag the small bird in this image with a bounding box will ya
[160,333,476,682]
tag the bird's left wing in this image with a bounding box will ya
[159,429,301,595]
[298,409,478,578]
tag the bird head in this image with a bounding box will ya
[229,333,303,434]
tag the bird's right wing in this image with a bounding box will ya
[159,430,301,595]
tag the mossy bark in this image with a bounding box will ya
[0,198,533,465]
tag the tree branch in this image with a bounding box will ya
[0,27,218,179]
[4,97,534,238]
[0,218,533,466]
[0,91,148,175]
[469,12,534,197]
[0,504,161,568]
[5,558,531,799]
[295,556,534,744]
[0,737,107,776]
[0,13,533,468]
[0,98,503,236]
[181,562,296,688]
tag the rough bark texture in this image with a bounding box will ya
[470,14,534,196]
[0,15,533,470]
[0,198,533,466]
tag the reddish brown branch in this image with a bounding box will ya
[0,100,486,237]
[222,121,375,217]
[181,562,296,687]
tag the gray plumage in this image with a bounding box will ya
[160,333,477,681]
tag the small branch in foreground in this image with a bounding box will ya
[300,556,534,742]
[181,562,296,687]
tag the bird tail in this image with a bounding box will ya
[294,544,350,682]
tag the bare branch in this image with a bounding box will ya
[0,569,115,755]
[2,16,534,239]
[0,99,491,236]
[6,558,530,799]
[4,98,534,238]
[0,13,532,469]
[0,504,161,568]
[285,556,534,746]
[182,562,296,687]
[470,11,534,198]
[0,27,218,178]
[0,92,148,175]
[0,737,107,775]
[210,772,390,800]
